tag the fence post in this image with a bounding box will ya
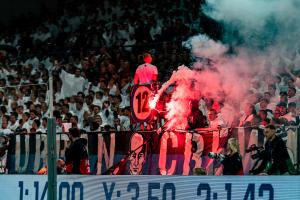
[47,69,57,200]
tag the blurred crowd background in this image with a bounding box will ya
[0,0,299,137]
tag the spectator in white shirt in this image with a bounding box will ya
[8,112,19,131]
[59,67,85,98]
[21,112,31,132]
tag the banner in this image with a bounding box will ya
[5,127,299,175]
[0,175,300,199]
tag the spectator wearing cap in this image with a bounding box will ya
[133,53,158,85]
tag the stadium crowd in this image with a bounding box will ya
[0,0,209,134]
[1,0,299,135]
[0,0,299,174]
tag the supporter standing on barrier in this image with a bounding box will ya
[65,128,90,174]
[263,124,295,175]
[133,53,158,130]
[133,53,158,85]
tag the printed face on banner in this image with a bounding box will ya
[129,133,146,175]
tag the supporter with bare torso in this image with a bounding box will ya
[133,53,158,85]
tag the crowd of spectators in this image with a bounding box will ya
[0,0,206,135]
[0,0,299,138]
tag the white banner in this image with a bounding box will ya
[0,175,300,200]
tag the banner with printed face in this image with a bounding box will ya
[4,126,299,175]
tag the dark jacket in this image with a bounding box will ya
[187,109,207,130]
[264,136,290,175]
[222,152,244,175]
[65,138,89,174]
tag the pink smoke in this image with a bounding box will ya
[150,35,269,130]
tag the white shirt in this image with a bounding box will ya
[239,114,254,127]
[100,109,114,127]
[209,115,226,129]
[209,115,227,137]
[22,122,31,132]
[119,115,130,131]
[8,121,19,131]
[59,70,85,98]
[0,128,12,135]
[281,112,296,122]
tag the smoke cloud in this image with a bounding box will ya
[151,0,300,130]
[204,0,300,68]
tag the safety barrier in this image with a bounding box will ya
[2,126,299,175]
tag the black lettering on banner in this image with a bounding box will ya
[148,182,160,200]
[142,91,149,112]
[259,184,274,200]
[163,183,176,200]
[136,91,149,113]
[197,183,211,200]
[127,182,140,200]
[103,182,115,200]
